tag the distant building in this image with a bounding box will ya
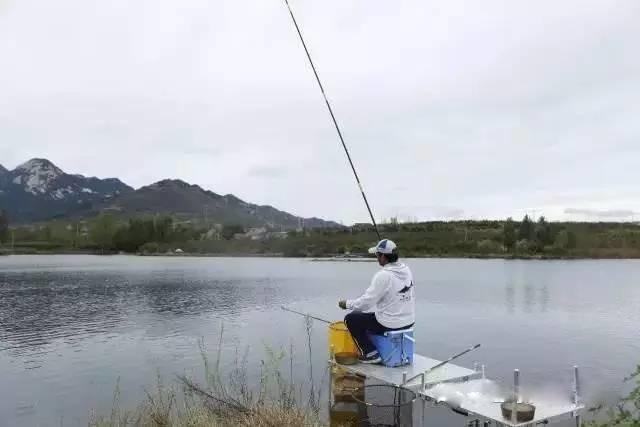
[236,227,267,240]
[202,228,220,240]
[102,206,123,212]
[267,231,289,240]
[233,228,288,240]
[352,223,374,232]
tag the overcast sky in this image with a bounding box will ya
[1,0,638,224]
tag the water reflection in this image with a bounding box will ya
[329,365,413,426]
[330,366,367,426]
[503,267,549,314]
[0,270,282,356]
[505,283,515,314]
[539,285,549,313]
[524,284,535,313]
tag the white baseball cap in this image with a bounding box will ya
[368,239,398,255]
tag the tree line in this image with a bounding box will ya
[3,212,640,258]
[0,210,9,245]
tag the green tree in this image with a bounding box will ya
[140,242,161,254]
[533,216,552,251]
[567,230,577,249]
[40,226,52,241]
[503,217,516,251]
[91,214,116,252]
[515,239,532,253]
[477,239,501,254]
[518,215,534,241]
[384,216,400,232]
[221,224,245,240]
[554,230,570,249]
[113,218,156,252]
[0,210,8,244]
[153,215,173,242]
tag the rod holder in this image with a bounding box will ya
[513,369,520,402]
[481,365,486,379]
[402,371,408,385]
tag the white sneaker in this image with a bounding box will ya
[359,353,382,364]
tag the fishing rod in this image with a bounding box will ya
[424,343,481,376]
[281,305,332,324]
[283,0,381,241]
[403,344,481,386]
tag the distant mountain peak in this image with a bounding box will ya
[0,158,133,222]
[1,159,339,228]
[151,179,193,188]
[0,164,7,175]
[12,158,64,194]
[16,158,63,174]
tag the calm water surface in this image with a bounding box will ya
[1,255,639,426]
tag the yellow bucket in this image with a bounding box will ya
[328,321,359,356]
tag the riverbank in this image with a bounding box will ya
[5,249,640,260]
[7,216,640,261]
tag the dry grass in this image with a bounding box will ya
[90,320,327,427]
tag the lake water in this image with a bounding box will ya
[1,255,639,426]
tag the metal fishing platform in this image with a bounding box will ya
[331,352,585,426]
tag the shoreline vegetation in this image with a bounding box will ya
[90,324,326,427]
[3,212,640,259]
[87,329,640,427]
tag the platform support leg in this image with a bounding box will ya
[573,365,582,427]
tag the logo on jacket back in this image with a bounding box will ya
[398,281,413,301]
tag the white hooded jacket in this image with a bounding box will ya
[346,262,415,329]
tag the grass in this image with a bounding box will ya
[88,316,640,427]
[89,320,328,427]
[585,364,640,427]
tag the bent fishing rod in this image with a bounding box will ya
[281,305,332,324]
[283,0,381,241]
[402,344,482,386]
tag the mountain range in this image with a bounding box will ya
[0,159,339,228]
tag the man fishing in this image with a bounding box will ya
[338,239,415,364]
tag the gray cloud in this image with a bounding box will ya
[1,0,639,224]
[247,165,287,179]
[564,208,638,219]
